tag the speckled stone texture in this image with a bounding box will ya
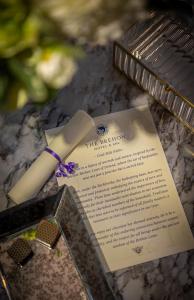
[0,235,88,300]
[0,43,194,300]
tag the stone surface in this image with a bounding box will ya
[0,235,88,300]
[0,40,194,300]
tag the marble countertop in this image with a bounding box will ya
[0,42,194,300]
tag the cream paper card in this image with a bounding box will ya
[46,106,194,272]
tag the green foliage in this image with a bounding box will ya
[56,248,62,257]
[21,228,36,241]
[8,59,48,102]
[0,0,145,109]
[0,0,83,110]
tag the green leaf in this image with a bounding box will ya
[56,248,62,257]
[8,58,48,102]
[2,81,24,110]
[0,75,8,102]
[0,0,28,57]
[0,14,40,58]
[0,0,26,24]
[21,228,36,241]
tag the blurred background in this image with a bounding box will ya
[0,0,193,111]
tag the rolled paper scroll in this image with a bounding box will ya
[8,110,95,204]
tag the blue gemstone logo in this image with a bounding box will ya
[96,124,108,136]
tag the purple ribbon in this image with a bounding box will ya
[45,147,77,177]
